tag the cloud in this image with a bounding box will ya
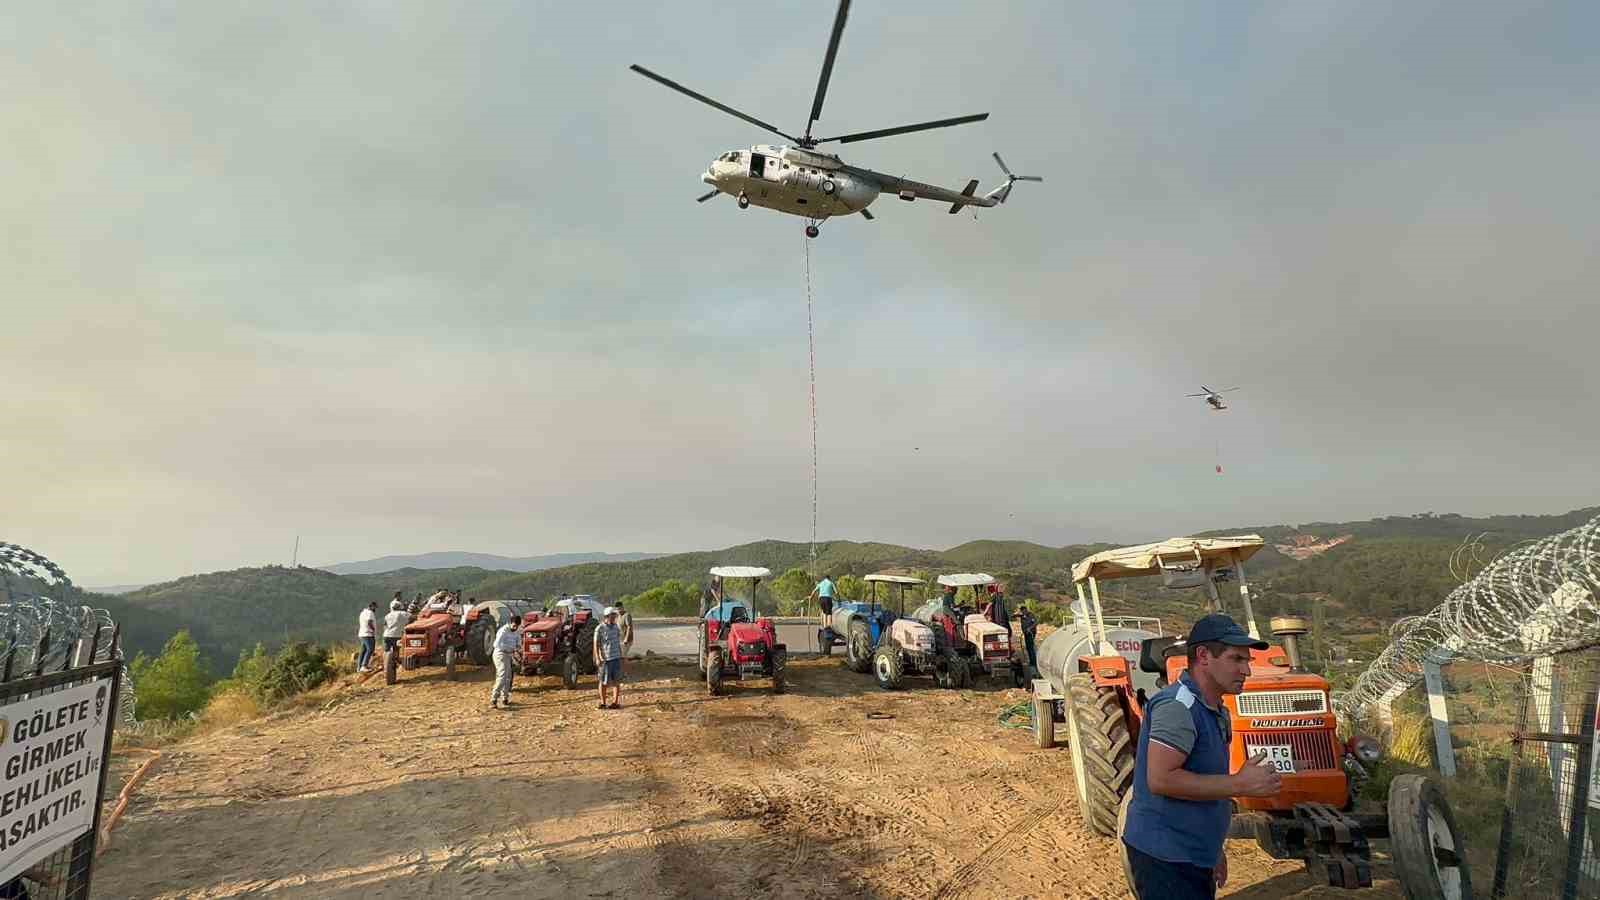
[2,1,1595,583]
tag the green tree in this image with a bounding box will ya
[835,574,863,603]
[771,568,814,615]
[630,579,700,616]
[129,630,212,720]
[255,643,333,704]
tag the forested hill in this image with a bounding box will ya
[78,506,1595,670]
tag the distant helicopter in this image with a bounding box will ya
[1186,386,1241,410]
[629,0,1040,239]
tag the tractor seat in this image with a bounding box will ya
[1139,636,1180,674]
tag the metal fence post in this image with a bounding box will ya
[1422,656,1457,776]
[64,638,121,900]
[1493,664,1532,899]
[1561,681,1599,900]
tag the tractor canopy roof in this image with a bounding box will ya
[864,573,924,584]
[1071,536,1265,584]
[936,573,995,587]
[703,600,751,622]
[708,565,771,579]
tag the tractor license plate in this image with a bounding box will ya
[1258,745,1295,773]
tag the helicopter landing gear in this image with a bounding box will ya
[736,192,750,210]
[805,224,820,239]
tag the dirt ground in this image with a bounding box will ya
[93,658,1407,899]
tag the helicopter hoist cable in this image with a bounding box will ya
[803,235,819,576]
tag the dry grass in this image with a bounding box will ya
[195,689,263,734]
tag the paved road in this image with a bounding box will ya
[630,618,824,656]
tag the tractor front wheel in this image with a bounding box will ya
[1388,774,1471,900]
[1011,661,1028,689]
[1032,695,1055,749]
[445,646,459,681]
[818,629,832,657]
[562,653,580,690]
[384,650,398,685]
[847,621,872,674]
[1063,672,1135,837]
[873,645,904,690]
[706,650,724,695]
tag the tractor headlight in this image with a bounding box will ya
[1346,734,1382,765]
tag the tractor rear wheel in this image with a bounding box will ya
[445,645,459,681]
[575,620,599,674]
[706,650,724,695]
[873,645,904,690]
[384,649,398,685]
[847,621,873,674]
[562,653,580,690]
[466,617,493,666]
[1032,695,1055,749]
[1011,660,1028,689]
[771,650,787,694]
[1115,790,1137,896]
[1063,672,1135,837]
[818,629,832,657]
[1388,774,1471,900]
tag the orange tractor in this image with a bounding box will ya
[1030,536,1469,899]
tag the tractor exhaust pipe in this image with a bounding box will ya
[1270,615,1309,671]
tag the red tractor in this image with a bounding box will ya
[514,594,606,688]
[387,591,536,684]
[699,566,787,695]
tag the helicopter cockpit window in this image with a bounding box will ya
[730,151,742,162]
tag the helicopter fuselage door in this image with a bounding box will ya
[748,152,769,182]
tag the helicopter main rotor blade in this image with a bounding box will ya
[805,0,851,141]
[629,64,798,143]
[696,190,719,203]
[993,152,1013,177]
[1014,175,1044,182]
[815,113,989,145]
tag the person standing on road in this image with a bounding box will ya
[382,595,410,668]
[356,601,378,673]
[593,607,625,710]
[1122,614,1278,899]
[489,614,520,709]
[616,600,634,657]
[1016,603,1039,674]
[808,574,836,626]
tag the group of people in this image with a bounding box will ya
[355,591,414,674]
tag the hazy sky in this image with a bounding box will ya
[4,2,1596,585]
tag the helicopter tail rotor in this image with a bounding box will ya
[984,152,1043,204]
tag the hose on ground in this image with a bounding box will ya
[997,699,1034,729]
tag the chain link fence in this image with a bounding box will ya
[1486,648,1600,899]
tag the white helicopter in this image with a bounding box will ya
[1186,386,1241,410]
[629,0,1040,239]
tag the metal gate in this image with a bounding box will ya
[1494,649,1600,899]
[0,641,122,900]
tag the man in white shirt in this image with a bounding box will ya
[490,614,521,709]
[382,594,410,671]
[356,602,378,673]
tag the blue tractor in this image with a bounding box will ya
[816,574,926,673]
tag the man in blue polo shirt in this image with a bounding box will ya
[1122,614,1281,898]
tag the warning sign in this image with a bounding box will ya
[1591,691,1600,809]
[0,680,111,883]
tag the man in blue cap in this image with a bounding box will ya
[1122,613,1281,898]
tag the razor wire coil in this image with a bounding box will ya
[1336,513,1600,723]
[2,541,137,724]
